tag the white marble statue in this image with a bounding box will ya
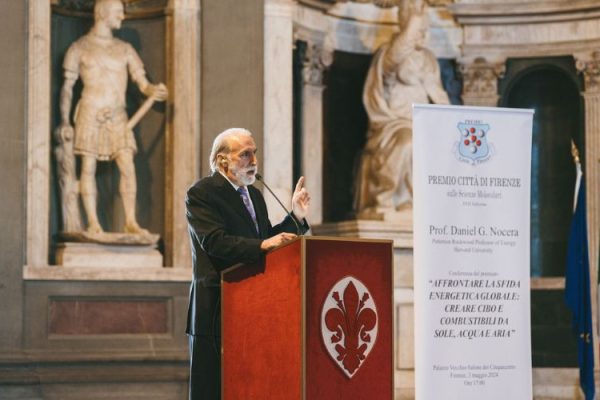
[56,0,167,236]
[354,0,449,220]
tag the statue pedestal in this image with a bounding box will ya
[55,232,163,267]
[56,242,162,268]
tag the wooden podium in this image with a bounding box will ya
[221,236,393,399]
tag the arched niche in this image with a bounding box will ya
[498,57,583,368]
[26,0,199,277]
[499,57,584,277]
[49,6,167,261]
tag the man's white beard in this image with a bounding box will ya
[232,166,256,186]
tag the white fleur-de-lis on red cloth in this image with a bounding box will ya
[321,276,378,378]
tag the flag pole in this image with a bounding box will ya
[566,140,596,400]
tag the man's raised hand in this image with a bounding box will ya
[292,176,310,221]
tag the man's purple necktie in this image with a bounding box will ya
[238,187,258,232]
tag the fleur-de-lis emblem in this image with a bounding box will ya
[321,276,378,378]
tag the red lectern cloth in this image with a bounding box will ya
[222,240,302,399]
[305,239,393,399]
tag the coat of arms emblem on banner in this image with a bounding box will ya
[455,121,493,165]
[321,276,378,378]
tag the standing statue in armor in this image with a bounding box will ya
[56,0,167,235]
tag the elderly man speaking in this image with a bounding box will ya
[185,128,310,399]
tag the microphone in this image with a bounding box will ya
[255,173,301,236]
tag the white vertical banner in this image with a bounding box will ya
[413,104,533,400]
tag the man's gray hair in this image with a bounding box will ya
[209,128,253,173]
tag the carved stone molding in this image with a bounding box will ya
[450,0,600,25]
[574,50,600,371]
[302,42,334,86]
[28,0,51,268]
[299,41,331,225]
[338,0,452,7]
[459,57,506,106]
[263,0,295,223]
[164,0,200,268]
[295,1,460,57]
[352,0,397,8]
[52,0,168,18]
[426,0,453,6]
[576,51,600,94]
[54,0,168,10]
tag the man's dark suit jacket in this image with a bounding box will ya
[185,171,307,336]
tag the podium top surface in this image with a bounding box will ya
[221,235,393,276]
[277,236,393,252]
[299,235,393,244]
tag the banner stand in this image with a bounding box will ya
[413,104,534,400]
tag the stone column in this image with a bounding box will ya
[301,42,332,225]
[459,57,505,107]
[27,1,51,267]
[263,0,295,222]
[575,51,600,370]
[165,0,200,268]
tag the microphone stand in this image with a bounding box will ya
[255,173,301,236]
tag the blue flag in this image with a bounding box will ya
[565,180,595,400]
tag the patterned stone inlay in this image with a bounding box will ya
[49,298,169,334]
